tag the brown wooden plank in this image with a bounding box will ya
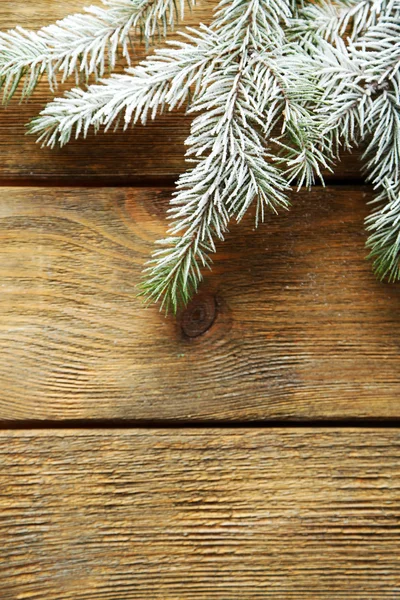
[0,1,362,182]
[1,428,400,599]
[1,185,400,421]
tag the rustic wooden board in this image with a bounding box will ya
[0,1,362,183]
[1,185,400,421]
[1,428,400,599]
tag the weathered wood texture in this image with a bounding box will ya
[2,185,400,422]
[0,1,362,183]
[1,429,400,599]
[2,4,399,597]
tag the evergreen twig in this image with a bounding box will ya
[0,0,399,312]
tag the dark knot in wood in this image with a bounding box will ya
[181,293,217,338]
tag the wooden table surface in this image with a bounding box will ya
[1,2,399,598]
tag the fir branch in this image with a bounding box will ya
[0,0,194,103]
[315,0,400,283]
[7,0,400,310]
[140,0,296,311]
[366,182,400,280]
[258,49,335,187]
[30,0,332,311]
[213,0,290,41]
[275,108,335,188]
[28,26,218,147]
[316,38,370,150]
[140,124,289,312]
[362,80,400,187]
[290,0,393,45]
[353,8,400,81]
[139,167,231,313]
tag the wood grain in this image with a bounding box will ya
[1,428,400,599]
[0,1,362,183]
[1,185,400,422]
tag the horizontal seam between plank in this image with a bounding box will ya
[1,418,400,430]
[0,177,366,189]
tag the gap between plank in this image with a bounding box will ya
[1,418,400,430]
[0,176,365,188]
